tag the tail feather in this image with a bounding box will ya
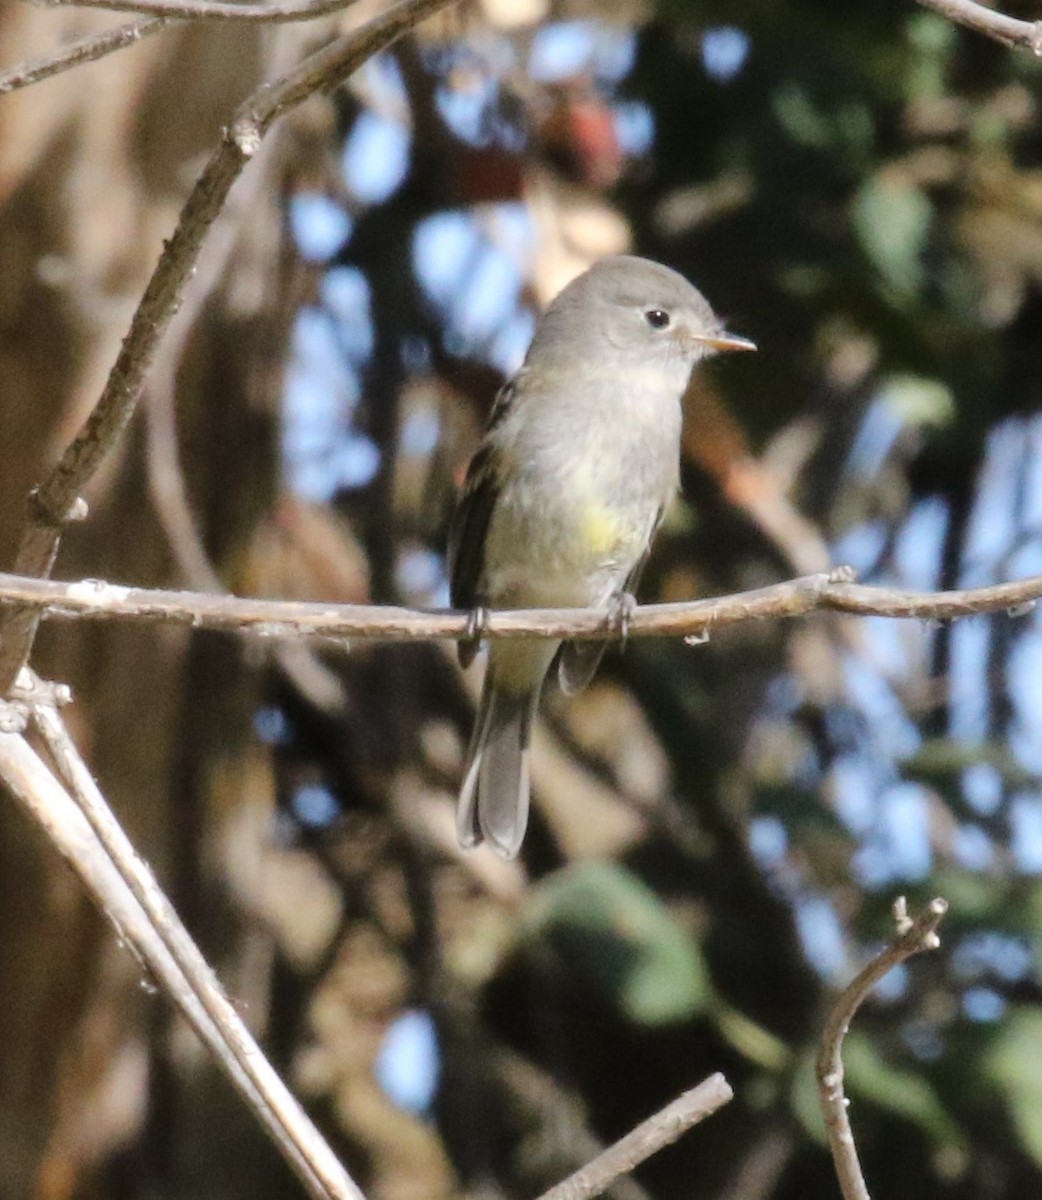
[457,655,548,858]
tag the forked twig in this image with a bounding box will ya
[0,0,458,695]
[0,699,363,1200]
[816,897,949,1200]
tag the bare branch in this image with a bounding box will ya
[0,567,1040,645]
[0,16,169,93]
[0,706,364,1200]
[816,897,949,1200]
[535,1075,733,1200]
[914,0,1042,49]
[0,0,459,695]
[38,0,359,22]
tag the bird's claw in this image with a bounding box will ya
[464,604,490,652]
[608,591,638,648]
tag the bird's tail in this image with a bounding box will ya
[457,643,556,858]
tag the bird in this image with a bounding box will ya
[448,255,755,858]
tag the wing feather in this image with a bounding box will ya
[448,378,517,667]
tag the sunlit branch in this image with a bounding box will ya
[0,695,363,1200]
[535,1074,733,1200]
[0,567,1040,644]
[816,897,949,1200]
[0,16,169,93]
[35,0,361,21]
[0,0,458,696]
[914,0,1042,49]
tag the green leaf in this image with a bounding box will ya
[773,83,832,151]
[843,1032,965,1153]
[791,1034,966,1160]
[790,1044,827,1144]
[985,1007,1042,1165]
[853,175,932,297]
[877,374,955,429]
[905,13,957,100]
[715,1001,790,1071]
[521,862,709,1026]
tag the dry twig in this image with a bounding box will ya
[534,1075,733,1200]
[33,0,360,20]
[0,691,363,1200]
[27,694,363,1200]
[0,567,1040,644]
[816,897,949,1200]
[0,0,457,695]
[914,0,1042,49]
[0,16,170,93]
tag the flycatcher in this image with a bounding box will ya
[449,255,754,858]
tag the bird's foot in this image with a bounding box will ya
[464,604,490,651]
[608,591,638,648]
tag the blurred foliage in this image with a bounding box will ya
[7,0,1042,1196]
[519,861,711,1025]
[269,1,1042,1197]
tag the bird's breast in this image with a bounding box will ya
[482,388,681,607]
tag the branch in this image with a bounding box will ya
[0,567,1040,643]
[0,16,169,94]
[534,1075,733,1200]
[913,0,1042,49]
[0,697,364,1200]
[37,0,361,22]
[816,897,949,1200]
[0,0,458,695]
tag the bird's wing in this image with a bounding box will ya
[622,502,667,596]
[448,378,517,667]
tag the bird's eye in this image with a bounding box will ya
[644,309,671,330]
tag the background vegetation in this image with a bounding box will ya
[2,0,1042,1197]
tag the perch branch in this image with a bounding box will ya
[0,16,169,93]
[816,897,949,1200]
[0,707,363,1200]
[535,1074,733,1200]
[913,0,1042,49]
[0,567,1040,644]
[0,0,458,696]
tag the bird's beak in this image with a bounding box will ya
[692,331,757,353]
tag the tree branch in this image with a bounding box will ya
[0,16,170,94]
[0,567,1039,644]
[816,897,949,1200]
[535,1075,733,1200]
[0,0,458,696]
[913,0,1042,49]
[0,696,364,1200]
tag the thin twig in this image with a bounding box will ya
[27,696,362,1200]
[0,709,361,1200]
[0,0,458,696]
[534,1074,733,1200]
[913,0,1042,49]
[0,16,169,93]
[816,897,949,1200]
[37,0,356,19]
[0,567,1040,644]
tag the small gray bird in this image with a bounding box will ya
[448,255,754,858]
